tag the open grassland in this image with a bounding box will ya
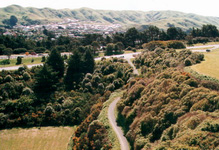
[0,126,76,150]
[0,57,42,68]
[191,49,219,79]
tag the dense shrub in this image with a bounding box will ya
[167,40,186,49]
[142,41,166,51]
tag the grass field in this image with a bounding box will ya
[191,49,219,79]
[0,126,76,150]
[0,57,43,68]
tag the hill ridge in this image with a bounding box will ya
[1,5,219,30]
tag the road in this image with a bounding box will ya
[187,44,219,52]
[3,42,219,71]
[126,58,139,75]
[108,97,130,150]
[0,52,141,71]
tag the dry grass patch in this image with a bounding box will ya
[0,126,76,150]
[191,49,219,79]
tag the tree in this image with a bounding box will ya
[125,27,139,47]
[201,24,219,37]
[33,65,58,99]
[91,41,100,54]
[16,56,22,65]
[46,49,64,78]
[167,27,186,40]
[3,48,13,59]
[64,51,83,90]
[83,49,95,74]
[145,26,160,41]
[2,15,18,27]
[0,44,6,55]
[105,43,114,55]
[9,16,18,27]
[115,42,124,52]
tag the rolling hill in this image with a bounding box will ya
[1,5,219,30]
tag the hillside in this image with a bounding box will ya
[1,5,219,30]
[116,49,219,149]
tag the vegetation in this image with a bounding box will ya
[116,47,219,149]
[1,5,219,30]
[0,57,42,67]
[0,126,76,150]
[190,49,219,79]
[71,58,133,149]
[1,6,219,149]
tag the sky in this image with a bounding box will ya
[1,0,219,17]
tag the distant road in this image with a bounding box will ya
[0,52,141,71]
[187,44,219,52]
[108,97,130,150]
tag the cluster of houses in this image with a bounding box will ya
[2,19,122,40]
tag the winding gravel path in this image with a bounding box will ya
[108,97,130,150]
[126,58,139,75]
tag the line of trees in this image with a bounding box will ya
[1,24,219,56]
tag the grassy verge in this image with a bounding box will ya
[190,48,219,79]
[184,67,219,83]
[0,126,76,150]
[97,90,125,150]
[0,57,43,68]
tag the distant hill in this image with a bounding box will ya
[1,5,219,30]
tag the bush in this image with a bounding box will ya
[142,41,166,51]
[0,59,10,65]
[16,56,22,65]
[167,40,186,49]
[4,75,14,82]
[44,106,55,117]
[22,87,33,95]
[23,72,31,81]
[184,58,192,66]
[13,48,27,54]
[34,47,46,53]
[41,56,46,62]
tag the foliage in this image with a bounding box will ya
[16,56,22,65]
[46,49,64,78]
[167,40,186,49]
[142,41,166,51]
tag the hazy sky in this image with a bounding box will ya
[1,0,219,17]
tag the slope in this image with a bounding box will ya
[1,5,219,30]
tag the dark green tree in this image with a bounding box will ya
[64,51,83,90]
[9,16,18,27]
[2,15,18,27]
[201,24,219,37]
[83,49,95,74]
[3,48,13,59]
[125,27,139,47]
[46,49,64,78]
[16,56,22,65]
[0,44,6,55]
[91,41,100,54]
[33,65,58,100]
[167,27,186,40]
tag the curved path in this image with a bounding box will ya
[187,44,219,52]
[108,97,130,150]
[107,57,139,150]
[126,58,139,75]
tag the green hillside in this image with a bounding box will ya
[1,5,219,30]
